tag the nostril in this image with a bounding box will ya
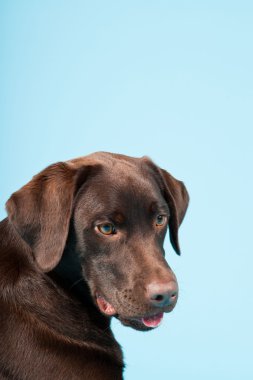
[152,294,164,302]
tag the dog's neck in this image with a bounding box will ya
[48,221,94,307]
[48,247,91,307]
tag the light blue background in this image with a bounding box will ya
[1,1,253,379]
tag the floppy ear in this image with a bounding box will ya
[143,158,189,255]
[6,161,100,272]
[159,168,189,255]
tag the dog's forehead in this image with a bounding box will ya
[68,151,147,171]
[93,157,159,197]
[74,156,166,218]
[70,151,157,190]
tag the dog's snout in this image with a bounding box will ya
[146,281,178,308]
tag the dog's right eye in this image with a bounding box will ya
[155,215,167,226]
[97,223,116,235]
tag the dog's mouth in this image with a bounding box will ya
[96,294,164,330]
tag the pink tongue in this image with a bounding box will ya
[141,312,164,328]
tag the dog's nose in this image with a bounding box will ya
[146,281,178,308]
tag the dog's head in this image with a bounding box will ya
[6,152,189,331]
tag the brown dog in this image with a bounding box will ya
[0,152,189,380]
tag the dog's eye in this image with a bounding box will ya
[155,215,167,226]
[97,223,116,235]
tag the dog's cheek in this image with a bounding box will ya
[95,260,126,292]
[78,256,95,294]
[79,259,108,295]
[88,260,129,304]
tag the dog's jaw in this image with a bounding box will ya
[95,293,166,331]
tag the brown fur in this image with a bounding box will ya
[0,152,189,379]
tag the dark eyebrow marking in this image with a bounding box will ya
[149,201,170,215]
[93,211,126,225]
[111,212,125,224]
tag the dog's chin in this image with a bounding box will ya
[116,314,164,331]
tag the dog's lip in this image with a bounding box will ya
[124,311,164,328]
[95,293,164,328]
[96,294,116,316]
[140,312,164,328]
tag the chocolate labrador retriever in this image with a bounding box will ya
[0,152,189,380]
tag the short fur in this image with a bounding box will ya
[0,152,189,379]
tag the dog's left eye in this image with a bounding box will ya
[97,223,116,235]
[155,215,167,226]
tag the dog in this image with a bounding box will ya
[0,152,189,379]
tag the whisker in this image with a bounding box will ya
[69,278,84,290]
